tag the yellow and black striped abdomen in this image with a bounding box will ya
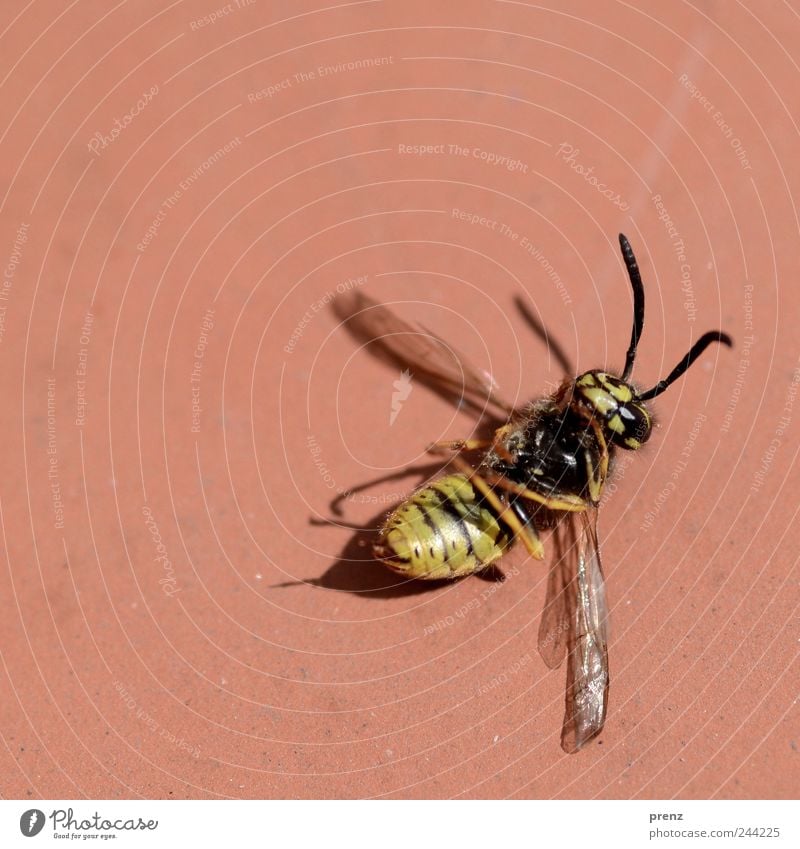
[374,474,512,579]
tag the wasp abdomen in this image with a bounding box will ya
[374,474,512,579]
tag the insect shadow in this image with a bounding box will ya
[512,294,574,378]
[285,292,569,598]
[331,291,509,420]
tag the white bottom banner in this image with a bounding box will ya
[1,800,796,848]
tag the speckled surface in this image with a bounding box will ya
[0,0,797,800]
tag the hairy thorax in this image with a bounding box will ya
[484,403,608,504]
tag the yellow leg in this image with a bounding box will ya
[488,423,516,464]
[448,455,544,560]
[428,438,492,453]
[481,469,588,513]
[585,420,609,504]
[429,423,517,464]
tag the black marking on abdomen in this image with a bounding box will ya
[431,486,475,555]
[419,504,447,556]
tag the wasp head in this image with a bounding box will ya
[561,235,732,451]
[571,370,652,450]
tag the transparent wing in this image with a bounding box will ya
[560,508,609,754]
[340,292,514,416]
[537,519,577,670]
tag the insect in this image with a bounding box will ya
[349,234,731,753]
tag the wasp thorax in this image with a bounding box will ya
[572,371,651,450]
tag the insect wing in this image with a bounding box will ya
[560,509,609,753]
[343,293,513,415]
[537,519,577,670]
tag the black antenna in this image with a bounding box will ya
[638,331,733,401]
[619,233,645,381]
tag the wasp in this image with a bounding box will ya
[347,234,731,753]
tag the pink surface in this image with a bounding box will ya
[0,0,797,799]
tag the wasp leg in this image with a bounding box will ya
[427,438,493,453]
[481,470,589,513]
[584,421,609,505]
[447,455,545,560]
[429,423,516,464]
[488,423,516,464]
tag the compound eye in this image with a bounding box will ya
[613,402,651,449]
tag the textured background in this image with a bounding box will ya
[0,0,797,799]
